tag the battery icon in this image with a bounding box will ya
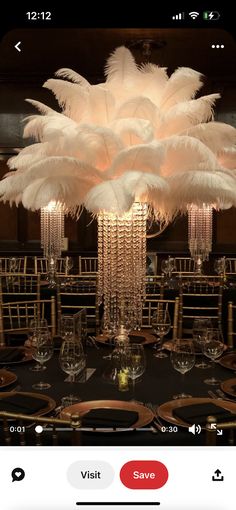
[203,11,220,20]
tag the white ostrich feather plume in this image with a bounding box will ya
[161,136,220,175]
[116,96,160,125]
[84,178,134,214]
[109,143,164,178]
[180,122,236,153]
[105,46,139,84]
[218,148,236,169]
[160,67,203,111]
[55,68,90,87]
[88,86,115,125]
[120,170,168,202]
[157,94,220,137]
[23,113,78,141]
[109,118,154,146]
[25,99,56,115]
[43,79,88,121]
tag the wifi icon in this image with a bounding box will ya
[189,11,200,19]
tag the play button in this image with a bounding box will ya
[120,460,168,489]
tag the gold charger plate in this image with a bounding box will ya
[220,378,236,398]
[0,369,17,389]
[0,346,32,365]
[61,399,154,431]
[158,397,236,429]
[218,353,236,371]
[0,391,56,418]
[96,330,156,346]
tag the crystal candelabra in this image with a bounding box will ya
[187,203,213,274]
[97,202,148,341]
[40,201,64,286]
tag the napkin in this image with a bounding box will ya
[173,402,236,425]
[0,394,46,414]
[82,408,139,428]
[0,348,23,363]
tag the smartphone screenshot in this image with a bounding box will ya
[0,5,235,509]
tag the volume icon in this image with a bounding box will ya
[188,424,202,435]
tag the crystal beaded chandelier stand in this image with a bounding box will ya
[97,202,148,339]
[40,201,64,287]
[187,203,213,274]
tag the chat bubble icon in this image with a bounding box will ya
[11,467,25,482]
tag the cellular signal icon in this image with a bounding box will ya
[172,12,185,20]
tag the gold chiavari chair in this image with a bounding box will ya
[178,275,223,338]
[142,276,165,328]
[0,297,56,346]
[34,257,70,275]
[142,296,179,340]
[57,275,99,335]
[225,258,236,275]
[227,301,236,349]
[0,273,40,303]
[0,256,27,274]
[78,256,98,275]
[0,412,82,446]
[173,257,195,274]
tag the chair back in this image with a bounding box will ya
[142,296,179,340]
[173,257,195,274]
[0,257,27,274]
[0,273,40,303]
[78,256,98,275]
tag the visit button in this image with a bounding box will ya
[120,461,168,489]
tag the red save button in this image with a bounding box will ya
[120,461,168,490]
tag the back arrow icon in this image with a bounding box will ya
[14,41,21,52]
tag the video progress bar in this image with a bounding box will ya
[76,503,160,506]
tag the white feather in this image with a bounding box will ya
[166,170,236,211]
[88,86,115,125]
[120,170,168,202]
[218,148,236,169]
[84,179,134,214]
[109,143,164,178]
[109,118,154,145]
[25,99,55,115]
[55,68,90,87]
[161,136,220,175]
[137,63,168,104]
[116,96,160,125]
[105,46,138,83]
[43,79,88,121]
[21,176,92,210]
[179,122,236,153]
[160,67,203,111]
[23,114,78,141]
[73,125,123,170]
[157,94,221,137]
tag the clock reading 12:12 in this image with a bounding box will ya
[26,12,52,20]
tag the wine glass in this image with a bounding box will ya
[170,340,195,399]
[60,315,74,340]
[121,344,146,401]
[151,303,171,358]
[192,318,212,369]
[9,257,18,273]
[59,340,85,401]
[202,328,225,385]
[29,321,49,370]
[32,332,54,390]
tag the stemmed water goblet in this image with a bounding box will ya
[192,318,212,369]
[121,344,146,401]
[170,340,196,399]
[202,328,225,385]
[59,340,85,401]
[31,331,54,390]
[151,303,171,358]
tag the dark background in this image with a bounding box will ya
[0,26,235,256]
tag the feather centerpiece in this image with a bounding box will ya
[0,45,236,325]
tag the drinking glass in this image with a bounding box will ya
[29,321,49,370]
[151,303,171,358]
[170,340,195,399]
[202,328,225,385]
[192,318,212,369]
[59,339,85,384]
[60,315,74,340]
[32,332,54,390]
[121,344,146,400]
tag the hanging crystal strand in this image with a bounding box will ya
[187,203,213,274]
[40,201,64,287]
[97,203,148,340]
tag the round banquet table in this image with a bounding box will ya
[0,343,235,446]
